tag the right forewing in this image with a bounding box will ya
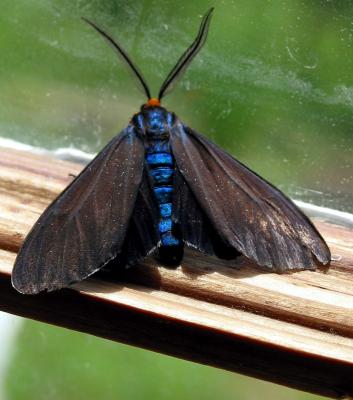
[171,122,330,272]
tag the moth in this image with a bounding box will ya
[12,8,330,294]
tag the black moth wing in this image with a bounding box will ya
[170,121,331,271]
[12,126,145,294]
[113,168,160,269]
[172,168,241,260]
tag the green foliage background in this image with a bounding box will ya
[6,320,324,400]
[1,1,352,399]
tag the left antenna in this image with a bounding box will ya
[82,17,151,100]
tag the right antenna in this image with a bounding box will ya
[158,8,214,101]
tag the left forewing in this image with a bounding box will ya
[12,126,145,293]
[170,122,331,271]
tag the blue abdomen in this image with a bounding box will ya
[145,145,180,247]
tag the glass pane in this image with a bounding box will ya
[1,0,352,213]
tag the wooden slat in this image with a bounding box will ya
[0,146,352,399]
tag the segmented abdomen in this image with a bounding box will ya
[145,142,180,247]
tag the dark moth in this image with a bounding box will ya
[12,9,331,294]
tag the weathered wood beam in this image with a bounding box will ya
[0,147,352,399]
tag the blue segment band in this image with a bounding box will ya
[159,218,172,233]
[160,203,172,218]
[161,232,180,246]
[154,186,173,203]
[146,152,173,166]
[150,167,174,184]
[145,141,170,154]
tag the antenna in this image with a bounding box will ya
[158,8,214,101]
[82,17,152,100]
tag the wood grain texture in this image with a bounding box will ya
[0,146,352,398]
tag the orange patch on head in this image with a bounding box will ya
[147,98,161,107]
